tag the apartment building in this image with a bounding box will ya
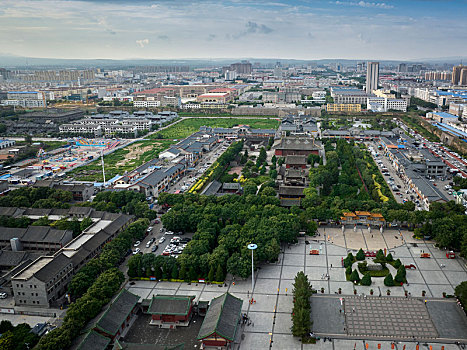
[2,91,46,108]
[331,88,373,104]
[326,103,361,112]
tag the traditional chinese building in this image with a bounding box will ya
[148,294,195,328]
[197,292,243,350]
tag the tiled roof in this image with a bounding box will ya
[77,330,111,350]
[148,295,195,315]
[96,289,139,336]
[197,293,242,342]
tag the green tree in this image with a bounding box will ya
[179,264,187,281]
[393,259,402,269]
[350,269,360,283]
[386,253,393,262]
[455,281,467,311]
[384,273,395,286]
[346,266,352,275]
[361,273,372,286]
[356,248,365,261]
[207,265,215,282]
[215,265,225,282]
[376,249,385,262]
[25,134,33,145]
[188,266,197,281]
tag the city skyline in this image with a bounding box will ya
[1,0,467,61]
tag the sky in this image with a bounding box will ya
[1,0,467,61]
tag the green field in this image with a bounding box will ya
[150,117,280,140]
[68,139,175,181]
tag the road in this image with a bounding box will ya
[367,142,413,205]
[168,140,231,194]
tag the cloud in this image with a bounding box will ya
[207,34,216,41]
[232,21,273,39]
[245,21,273,34]
[136,38,149,47]
[157,35,169,40]
[334,1,394,9]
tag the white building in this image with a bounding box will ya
[366,62,379,93]
[2,91,46,108]
[367,97,407,112]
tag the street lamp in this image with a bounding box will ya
[247,243,257,295]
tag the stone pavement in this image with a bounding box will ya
[344,296,437,339]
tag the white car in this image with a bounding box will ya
[133,248,141,255]
[165,231,174,235]
[133,241,141,247]
[159,237,166,243]
[0,292,7,299]
[146,226,153,233]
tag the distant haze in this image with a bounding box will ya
[1,0,466,62]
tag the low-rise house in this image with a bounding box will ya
[197,293,243,350]
[94,289,140,342]
[147,295,195,328]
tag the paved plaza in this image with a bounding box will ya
[344,296,437,339]
[123,227,467,349]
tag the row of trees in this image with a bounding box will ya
[158,193,311,279]
[291,271,312,339]
[68,218,149,298]
[0,187,73,208]
[36,269,124,350]
[127,253,226,282]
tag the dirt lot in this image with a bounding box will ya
[116,143,158,167]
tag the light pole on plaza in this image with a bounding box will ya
[247,243,258,295]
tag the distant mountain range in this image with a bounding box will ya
[0,54,466,69]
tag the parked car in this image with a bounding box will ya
[159,237,166,244]
[146,241,153,248]
[133,248,141,255]
[134,241,141,247]
[146,226,153,233]
[154,219,160,224]
[151,245,159,252]
[0,292,7,299]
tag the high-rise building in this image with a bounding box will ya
[452,64,465,85]
[398,63,407,72]
[460,68,467,86]
[229,61,252,75]
[366,62,379,93]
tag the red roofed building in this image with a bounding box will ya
[133,87,175,97]
[197,92,231,104]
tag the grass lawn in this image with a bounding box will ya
[150,117,279,140]
[68,139,175,181]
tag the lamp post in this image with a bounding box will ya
[247,244,257,295]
